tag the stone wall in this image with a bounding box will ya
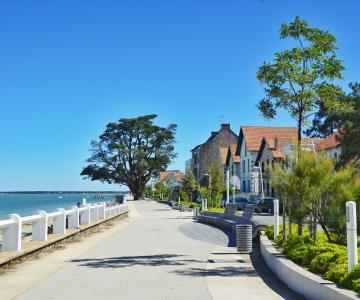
[195,124,238,184]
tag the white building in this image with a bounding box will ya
[315,132,342,161]
[235,126,298,194]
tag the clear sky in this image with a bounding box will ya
[0,0,359,191]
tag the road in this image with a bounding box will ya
[12,200,302,300]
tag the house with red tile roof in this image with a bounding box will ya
[235,126,298,194]
[254,136,325,197]
[159,170,183,188]
[315,132,342,161]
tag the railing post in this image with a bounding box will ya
[90,206,97,222]
[68,206,79,228]
[346,201,358,272]
[99,202,106,220]
[33,210,48,241]
[53,208,66,234]
[2,214,22,251]
[273,199,279,238]
[80,205,91,225]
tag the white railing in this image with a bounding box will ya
[0,201,128,252]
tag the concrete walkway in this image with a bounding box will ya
[3,200,302,300]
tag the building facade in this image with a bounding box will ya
[191,124,238,184]
[315,132,342,161]
[236,126,298,194]
[255,136,324,197]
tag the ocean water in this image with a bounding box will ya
[0,193,117,220]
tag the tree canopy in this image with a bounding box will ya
[257,16,344,146]
[81,114,177,199]
[337,82,360,167]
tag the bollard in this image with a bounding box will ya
[68,206,80,228]
[236,225,252,253]
[33,210,48,241]
[2,214,22,251]
[53,208,66,234]
[346,201,358,272]
[274,199,279,238]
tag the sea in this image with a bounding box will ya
[0,193,121,220]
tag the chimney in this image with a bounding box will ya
[221,123,230,131]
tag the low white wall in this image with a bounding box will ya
[260,235,358,300]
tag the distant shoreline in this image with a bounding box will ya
[0,191,129,194]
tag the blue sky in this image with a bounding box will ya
[0,0,359,191]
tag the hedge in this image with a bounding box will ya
[265,224,360,293]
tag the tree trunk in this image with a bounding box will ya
[297,218,303,235]
[312,207,317,241]
[131,184,146,200]
[297,115,302,152]
[283,195,287,241]
[317,217,332,242]
[309,211,313,239]
[288,203,292,236]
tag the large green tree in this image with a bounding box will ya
[257,16,344,147]
[81,114,177,199]
[338,82,360,167]
[304,101,339,137]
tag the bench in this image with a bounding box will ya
[196,204,262,239]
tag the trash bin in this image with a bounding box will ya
[236,225,252,253]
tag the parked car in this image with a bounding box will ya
[255,197,282,214]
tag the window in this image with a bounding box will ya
[247,159,250,172]
[261,162,265,173]
[334,152,338,160]
[242,160,245,173]
[248,180,251,192]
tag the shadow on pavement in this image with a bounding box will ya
[173,266,258,277]
[71,254,202,269]
[248,245,304,299]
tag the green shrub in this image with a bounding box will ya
[305,243,345,265]
[207,207,225,213]
[324,262,348,283]
[265,225,275,240]
[350,278,360,293]
[342,264,360,292]
[309,251,345,274]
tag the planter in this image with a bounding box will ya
[260,235,358,300]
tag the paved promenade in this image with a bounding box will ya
[2,200,302,299]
